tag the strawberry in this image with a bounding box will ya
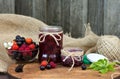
[40,60,48,67]
[29,44,35,50]
[12,44,19,50]
[25,38,32,44]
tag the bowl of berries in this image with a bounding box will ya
[4,35,39,62]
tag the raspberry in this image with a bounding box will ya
[12,44,19,50]
[25,47,31,51]
[50,61,56,68]
[40,60,48,67]
[25,38,32,44]
[19,47,25,52]
[29,44,35,50]
[21,44,28,49]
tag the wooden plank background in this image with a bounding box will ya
[0,0,120,38]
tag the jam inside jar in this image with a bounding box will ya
[39,26,63,63]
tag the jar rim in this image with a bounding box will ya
[39,26,62,32]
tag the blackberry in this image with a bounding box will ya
[15,35,21,39]
[81,64,87,70]
[46,64,51,69]
[17,41,23,46]
[21,37,25,42]
[40,66,45,70]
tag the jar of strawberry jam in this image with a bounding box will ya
[39,26,63,63]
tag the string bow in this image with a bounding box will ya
[39,32,62,46]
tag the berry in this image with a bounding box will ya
[13,41,17,45]
[46,64,51,69]
[40,66,45,70]
[81,64,87,70]
[19,47,25,52]
[21,44,27,49]
[21,37,25,42]
[25,47,31,51]
[40,60,48,67]
[16,35,21,39]
[29,44,35,50]
[17,41,23,46]
[25,38,32,44]
[50,61,56,68]
[12,44,19,50]
[15,38,19,42]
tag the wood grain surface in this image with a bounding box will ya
[8,63,120,79]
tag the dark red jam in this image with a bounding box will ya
[39,26,63,63]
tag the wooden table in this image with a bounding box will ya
[8,62,120,79]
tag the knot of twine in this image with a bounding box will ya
[39,32,62,46]
[111,64,120,79]
[61,49,84,71]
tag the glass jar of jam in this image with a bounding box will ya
[39,26,63,63]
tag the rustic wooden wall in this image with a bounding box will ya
[0,0,120,38]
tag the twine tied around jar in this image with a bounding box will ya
[61,48,84,71]
[39,32,62,46]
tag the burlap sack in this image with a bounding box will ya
[0,14,99,72]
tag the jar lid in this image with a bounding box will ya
[86,53,108,62]
[39,26,62,32]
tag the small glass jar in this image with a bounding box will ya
[39,26,63,63]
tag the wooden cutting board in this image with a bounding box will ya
[8,63,120,79]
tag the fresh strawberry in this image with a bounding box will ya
[40,60,48,67]
[12,44,19,50]
[29,44,35,50]
[25,38,32,44]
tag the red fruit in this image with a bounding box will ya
[13,41,17,45]
[40,60,48,67]
[25,47,31,51]
[25,38,32,44]
[21,44,28,49]
[19,47,25,52]
[29,44,35,50]
[12,44,19,50]
[50,61,56,68]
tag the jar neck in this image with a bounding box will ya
[39,26,62,32]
